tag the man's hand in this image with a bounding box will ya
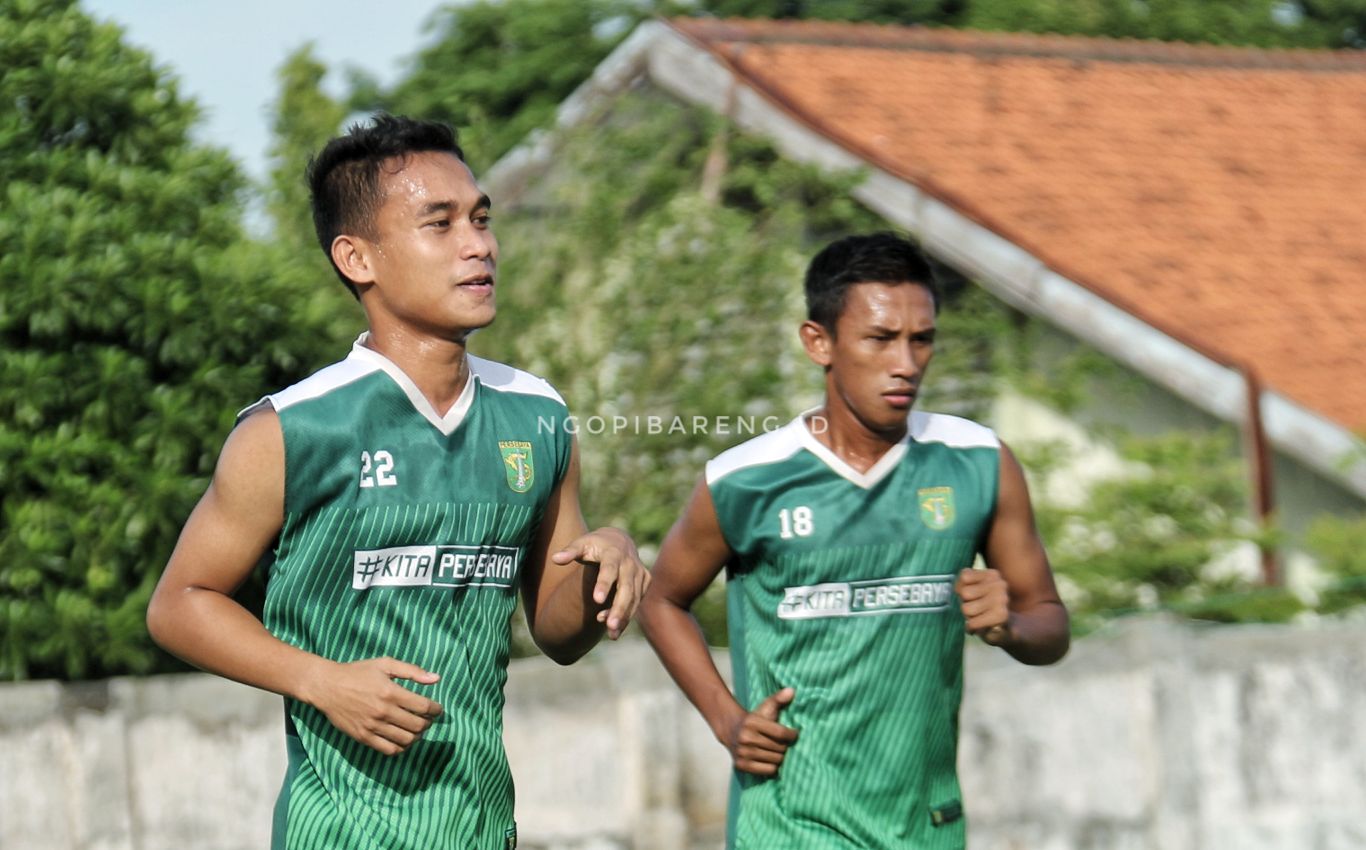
[956,567,1012,646]
[305,657,444,756]
[725,686,800,777]
[551,526,650,640]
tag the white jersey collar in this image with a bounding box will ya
[348,333,477,436]
[794,407,910,490]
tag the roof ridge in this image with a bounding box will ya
[669,16,1366,72]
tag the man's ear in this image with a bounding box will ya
[331,234,377,286]
[799,320,834,368]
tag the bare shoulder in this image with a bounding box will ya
[211,407,284,514]
[995,440,1032,505]
[650,476,732,602]
[153,407,285,599]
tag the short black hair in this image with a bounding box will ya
[804,232,939,332]
[306,114,466,296]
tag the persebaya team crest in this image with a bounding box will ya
[918,486,956,530]
[499,441,534,493]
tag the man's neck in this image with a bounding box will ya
[362,325,471,417]
[806,399,908,475]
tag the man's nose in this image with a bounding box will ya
[889,343,920,378]
[461,228,495,261]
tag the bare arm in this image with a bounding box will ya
[146,409,442,755]
[639,477,798,776]
[520,438,650,665]
[956,441,1070,665]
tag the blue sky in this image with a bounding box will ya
[82,0,450,183]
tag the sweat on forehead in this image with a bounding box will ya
[379,153,486,214]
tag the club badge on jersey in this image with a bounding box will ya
[918,486,956,530]
[499,440,534,493]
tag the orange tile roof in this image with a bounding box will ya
[670,18,1366,432]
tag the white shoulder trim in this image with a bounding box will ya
[909,410,1000,449]
[705,420,805,485]
[468,355,566,405]
[236,357,380,420]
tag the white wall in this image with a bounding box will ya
[2,619,1364,849]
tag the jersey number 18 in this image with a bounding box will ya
[778,506,814,539]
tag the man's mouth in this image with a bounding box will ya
[883,389,917,407]
[457,274,494,291]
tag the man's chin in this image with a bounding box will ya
[872,405,914,436]
[459,304,497,332]
[436,307,495,344]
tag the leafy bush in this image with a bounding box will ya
[1030,431,1303,632]
[1305,514,1366,615]
[0,0,353,679]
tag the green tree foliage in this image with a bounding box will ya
[694,0,1366,47]
[1029,431,1302,632]
[368,0,648,169]
[963,0,1365,48]
[262,44,362,341]
[1304,514,1366,613]
[0,0,351,679]
[1304,0,1366,47]
[695,0,964,23]
[266,44,347,256]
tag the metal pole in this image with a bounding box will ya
[1242,367,1279,585]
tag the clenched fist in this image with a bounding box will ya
[956,568,1012,646]
[724,686,800,777]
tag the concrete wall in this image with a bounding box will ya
[2,618,1363,849]
[960,618,1366,850]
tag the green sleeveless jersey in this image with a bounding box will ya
[706,411,1000,850]
[246,337,571,850]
